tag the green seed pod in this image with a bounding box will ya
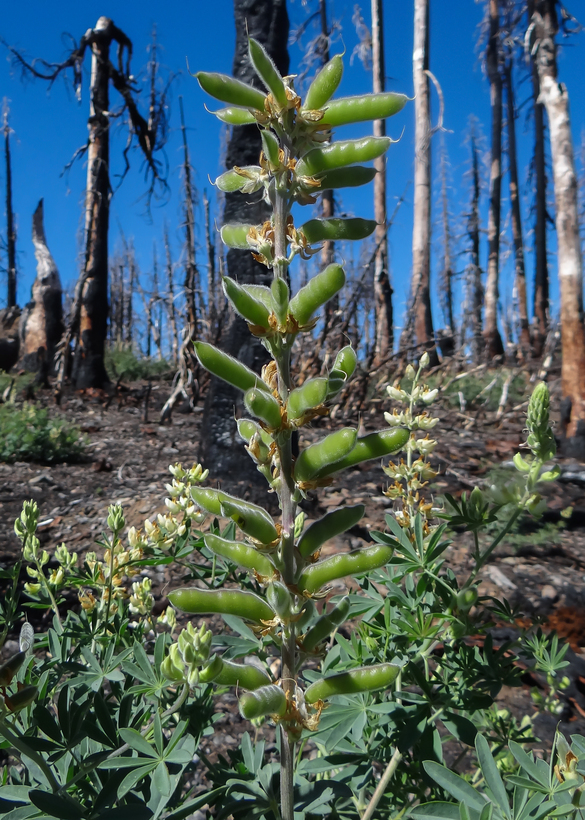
[271,277,290,325]
[266,581,292,619]
[304,663,400,704]
[316,166,377,191]
[261,131,280,167]
[214,658,272,690]
[0,651,26,687]
[294,427,357,483]
[302,595,350,652]
[220,497,279,544]
[241,284,273,311]
[304,54,344,110]
[289,264,346,326]
[223,277,271,329]
[239,684,287,720]
[169,587,275,624]
[215,167,263,193]
[295,598,316,631]
[312,427,410,479]
[301,218,377,244]
[296,137,392,177]
[321,92,407,127]
[5,685,38,713]
[204,533,276,577]
[190,486,223,516]
[237,418,264,443]
[210,107,258,125]
[244,388,282,430]
[333,346,357,380]
[194,341,270,393]
[326,372,347,399]
[297,503,366,558]
[248,38,288,108]
[220,223,255,250]
[286,378,328,421]
[297,544,394,594]
[196,71,267,111]
[198,654,224,684]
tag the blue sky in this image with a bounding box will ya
[0,0,583,343]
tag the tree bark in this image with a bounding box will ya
[483,0,504,360]
[468,127,484,363]
[408,0,438,365]
[199,0,289,486]
[527,0,549,357]
[532,1,585,455]
[72,17,112,388]
[20,199,63,373]
[504,55,530,359]
[3,110,17,309]
[371,0,393,366]
[438,139,455,357]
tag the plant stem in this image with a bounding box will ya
[273,171,296,820]
[361,746,403,820]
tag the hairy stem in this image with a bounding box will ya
[273,172,296,820]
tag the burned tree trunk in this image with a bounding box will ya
[483,0,504,359]
[20,200,63,375]
[504,54,530,359]
[199,0,289,485]
[3,105,17,309]
[530,1,585,456]
[438,139,455,358]
[408,0,438,365]
[527,0,549,357]
[371,0,393,366]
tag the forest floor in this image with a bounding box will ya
[2,368,585,773]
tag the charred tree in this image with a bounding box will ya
[462,123,484,363]
[438,138,455,357]
[408,0,438,365]
[199,0,290,485]
[371,0,393,366]
[527,0,550,357]
[529,1,585,456]
[504,51,530,358]
[6,19,168,390]
[20,200,63,375]
[3,104,17,309]
[483,0,505,359]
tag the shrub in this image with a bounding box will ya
[0,403,85,463]
[105,347,173,382]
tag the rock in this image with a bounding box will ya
[483,565,517,592]
[541,584,559,603]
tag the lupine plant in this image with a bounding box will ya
[0,41,571,820]
[166,40,410,820]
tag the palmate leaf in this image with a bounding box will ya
[423,761,487,812]
[475,733,511,820]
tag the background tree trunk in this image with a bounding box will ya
[408,0,438,365]
[72,17,112,388]
[532,1,585,456]
[527,0,549,357]
[371,0,393,367]
[504,54,530,359]
[3,106,17,309]
[483,0,504,359]
[199,0,289,487]
[20,199,63,374]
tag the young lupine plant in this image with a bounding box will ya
[164,40,408,820]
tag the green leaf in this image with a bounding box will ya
[0,786,31,803]
[508,741,549,787]
[118,764,157,799]
[153,761,171,797]
[164,789,224,820]
[505,776,548,793]
[95,808,153,820]
[475,733,511,819]
[119,728,157,758]
[29,790,83,820]
[411,804,461,820]
[99,757,157,770]
[423,762,487,812]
